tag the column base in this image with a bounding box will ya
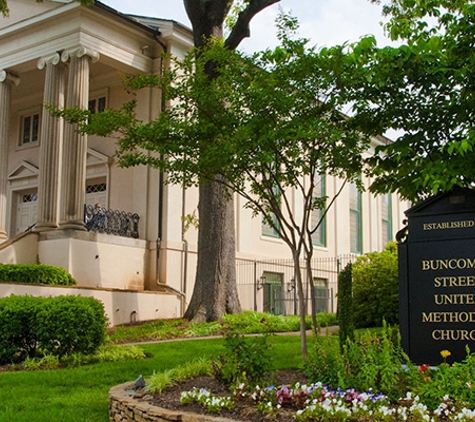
[33,223,59,232]
[59,221,87,231]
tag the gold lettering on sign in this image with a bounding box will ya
[434,294,475,305]
[423,220,475,230]
[433,275,475,287]
[422,258,475,271]
[422,311,475,323]
[432,330,475,341]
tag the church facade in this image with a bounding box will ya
[0,0,408,325]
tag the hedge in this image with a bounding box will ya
[0,264,76,286]
[0,295,108,363]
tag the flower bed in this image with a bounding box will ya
[109,373,475,422]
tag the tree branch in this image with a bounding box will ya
[225,0,281,49]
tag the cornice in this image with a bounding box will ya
[61,45,100,63]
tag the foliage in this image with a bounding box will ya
[351,1,475,201]
[351,242,398,328]
[109,318,186,343]
[306,324,406,401]
[305,335,346,389]
[146,357,213,394]
[212,323,276,388]
[0,263,76,286]
[59,13,369,355]
[340,324,405,401]
[60,344,145,368]
[22,354,60,371]
[180,388,234,412]
[0,337,243,422]
[108,311,338,344]
[0,295,107,363]
[35,295,108,357]
[0,295,42,363]
[404,347,475,411]
[337,262,354,352]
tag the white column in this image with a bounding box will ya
[59,46,99,230]
[0,70,20,241]
[34,53,65,232]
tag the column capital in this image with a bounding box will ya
[38,52,61,70]
[0,70,20,86]
[61,45,100,64]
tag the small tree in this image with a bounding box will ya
[73,16,370,356]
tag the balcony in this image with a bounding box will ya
[84,204,139,239]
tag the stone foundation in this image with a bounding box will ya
[109,382,236,422]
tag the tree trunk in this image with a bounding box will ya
[183,0,280,321]
[184,179,242,321]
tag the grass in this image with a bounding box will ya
[108,311,338,344]
[0,334,310,422]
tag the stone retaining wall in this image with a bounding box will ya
[109,382,236,422]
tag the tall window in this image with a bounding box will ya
[349,182,362,253]
[88,95,106,114]
[262,185,280,238]
[381,193,393,245]
[311,174,327,247]
[313,277,329,313]
[20,113,40,146]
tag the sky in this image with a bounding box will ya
[101,0,394,54]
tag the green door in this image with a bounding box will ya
[263,272,283,315]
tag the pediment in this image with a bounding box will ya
[8,161,39,180]
[87,148,111,167]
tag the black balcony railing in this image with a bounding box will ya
[84,204,140,239]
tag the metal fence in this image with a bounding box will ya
[236,254,357,316]
[84,204,140,238]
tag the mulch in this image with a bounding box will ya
[140,369,310,422]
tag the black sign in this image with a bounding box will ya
[399,188,475,365]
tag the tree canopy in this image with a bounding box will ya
[351,0,475,201]
[71,15,371,354]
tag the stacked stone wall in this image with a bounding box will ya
[108,382,235,422]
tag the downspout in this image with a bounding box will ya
[153,31,187,315]
[181,180,188,316]
[154,31,166,286]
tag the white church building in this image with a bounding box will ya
[0,0,409,325]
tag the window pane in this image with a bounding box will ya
[32,114,39,142]
[350,183,362,253]
[88,99,97,114]
[98,97,106,112]
[23,116,31,144]
[311,174,326,246]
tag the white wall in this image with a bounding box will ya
[0,282,181,326]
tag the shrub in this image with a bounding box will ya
[212,323,275,388]
[0,295,42,363]
[36,295,108,357]
[0,295,108,363]
[337,262,354,352]
[0,263,76,286]
[352,242,398,328]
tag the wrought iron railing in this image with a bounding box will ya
[236,254,358,315]
[84,204,140,238]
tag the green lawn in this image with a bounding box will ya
[0,335,307,422]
